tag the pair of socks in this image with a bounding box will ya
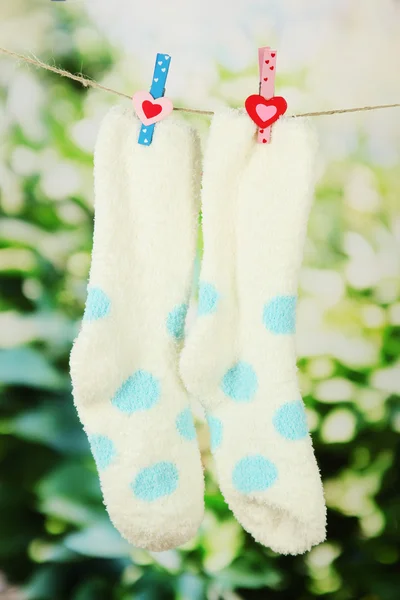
[70,105,326,554]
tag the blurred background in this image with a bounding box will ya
[0,0,399,598]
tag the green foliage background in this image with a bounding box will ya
[0,3,399,599]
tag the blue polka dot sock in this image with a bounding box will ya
[70,106,204,551]
[181,111,326,554]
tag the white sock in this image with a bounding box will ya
[70,106,204,551]
[181,110,326,554]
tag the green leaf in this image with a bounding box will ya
[63,522,132,558]
[216,564,283,590]
[39,496,103,528]
[72,579,110,600]
[0,348,66,390]
[23,565,66,600]
[29,538,78,564]
[36,460,103,528]
[202,517,244,572]
[176,573,206,600]
[6,399,88,454]
[36,462,101,503]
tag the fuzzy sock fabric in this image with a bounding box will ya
[180,110,326,554]
[70,106,204,551]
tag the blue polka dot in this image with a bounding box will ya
[112,370,160,414]
[132,462,179,502]
[88,434,116,471]
[206,415,223,452]
[273,400,308,440]
[83,287,110,321]
[232,455,278,494]
[198,282,220,316]
[176,406,196,441]
[166,303,188,340]
[221,361,258,402]
[263,295,297,334]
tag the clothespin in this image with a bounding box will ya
[132,53,173,146]
[245,46,287,143]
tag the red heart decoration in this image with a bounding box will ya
[132,91,174,126]
[245,95,288,129]
[142,100,162,119]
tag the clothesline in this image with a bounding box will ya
[1,47,399,118]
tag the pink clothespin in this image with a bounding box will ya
[245,46,287,143]
[258,46,277,143]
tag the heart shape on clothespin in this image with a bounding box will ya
[245,94,287,129]
[132,90,174,126]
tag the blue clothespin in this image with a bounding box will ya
[132,53,172,146]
